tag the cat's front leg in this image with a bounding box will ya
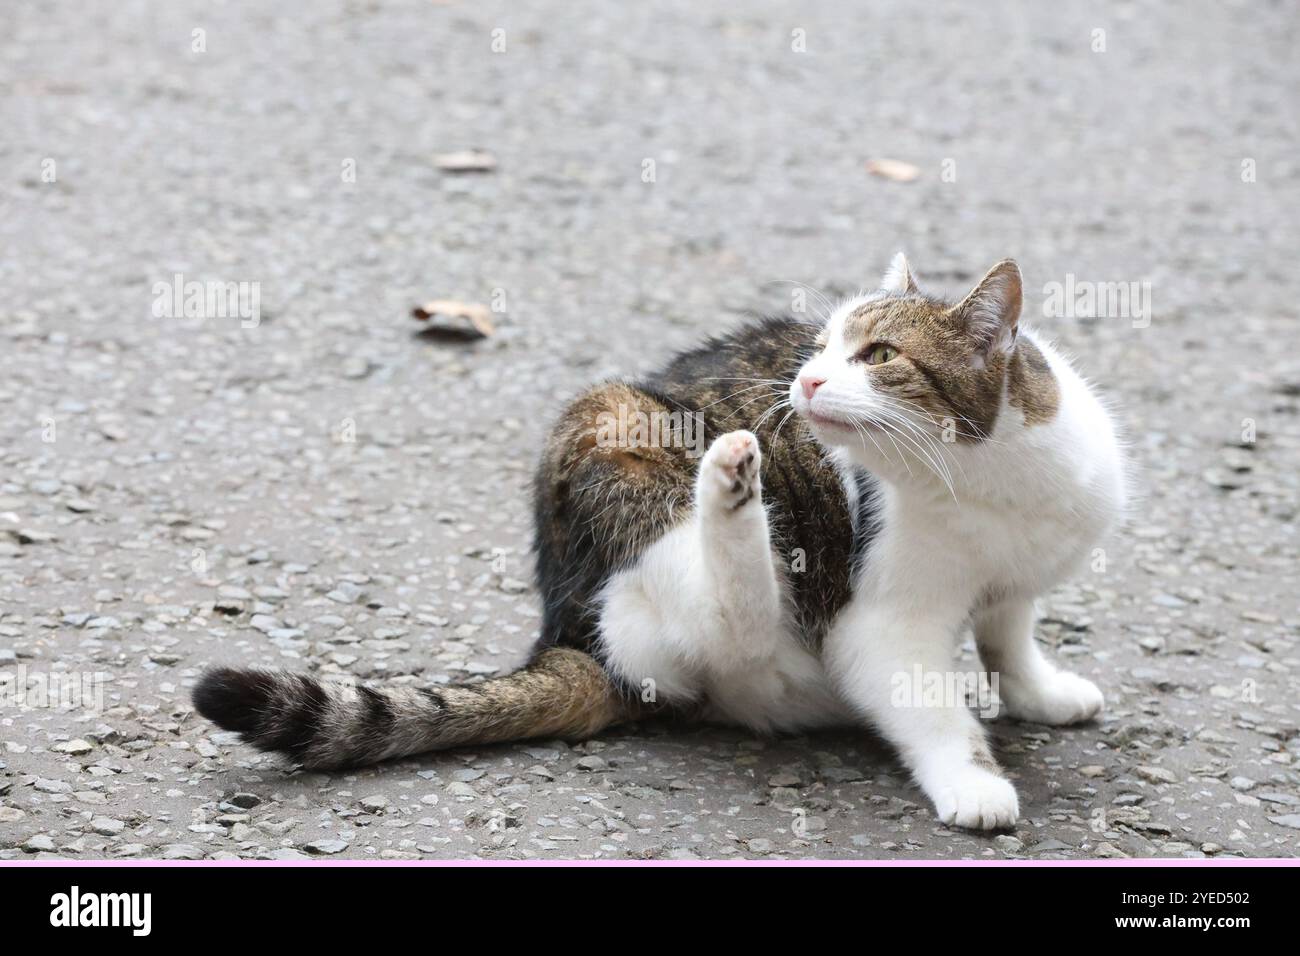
[975,599,1103,726]
[827,604,1019,830]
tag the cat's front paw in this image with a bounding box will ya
[1001,671,1103,726]
[927,765,1020,831]
[699,430,761,511]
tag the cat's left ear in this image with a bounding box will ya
[949,259,1021,361]
[879,252,919,294]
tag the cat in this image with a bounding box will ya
[194,254,1126,831]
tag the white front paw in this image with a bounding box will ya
[928,765,1020,831]
[1002,671,1104,726]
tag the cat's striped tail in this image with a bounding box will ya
[192,648,628,770]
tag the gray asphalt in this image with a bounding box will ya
[2,0,1298,860]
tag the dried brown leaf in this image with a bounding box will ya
[866,158,921,182]
[432,149,497,173]
[411,299,495,340]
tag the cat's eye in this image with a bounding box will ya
[863,344,899,365]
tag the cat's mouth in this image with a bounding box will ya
[807,410,895,438]
[806,410,855,431]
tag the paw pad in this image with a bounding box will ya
[701,430,762,510]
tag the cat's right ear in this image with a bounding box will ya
[879,252,919,295]
[949,259,1022,361]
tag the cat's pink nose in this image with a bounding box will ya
[800,374,826,400]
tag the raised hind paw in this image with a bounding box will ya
[698,430,761,512]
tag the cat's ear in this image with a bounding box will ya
[949,259,1021,360]
[879,252,919,295]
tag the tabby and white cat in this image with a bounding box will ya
[195,255,1125,831]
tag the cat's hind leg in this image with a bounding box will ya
[598,431,807,721]
[692,430,785,640]
[692,431,843,728]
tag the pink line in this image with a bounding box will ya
[1,858,1296,867]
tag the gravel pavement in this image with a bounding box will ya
[2,0,1298,860]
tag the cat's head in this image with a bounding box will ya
[790,254,1034,482]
